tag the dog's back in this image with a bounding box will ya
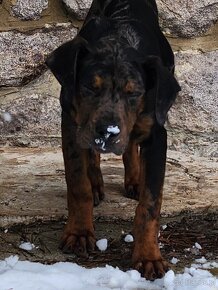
[80,0,174,70]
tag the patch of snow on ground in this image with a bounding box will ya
[19,242,35,251]
[96,239,108,252]
[162,224,167,230]
[194,242,202,250]
[124,234,134,243]
[171,257,180,265]
[196,257,208,264]
[0,256,217,290]
[191,257,218,270]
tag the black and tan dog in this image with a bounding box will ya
[46,0,180,280]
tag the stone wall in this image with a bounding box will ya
[0,0,217,157]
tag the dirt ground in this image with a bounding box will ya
[0,147,217,273]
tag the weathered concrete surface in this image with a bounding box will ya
[157,0,218,37]
[10,0,48,20]
[0,25,77,86]
[62,0,92,20]
[0,147,217,228]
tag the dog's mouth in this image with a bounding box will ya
[77,125,128,155]
[93,136,125,155]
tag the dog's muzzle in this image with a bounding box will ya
[94,124,122,154]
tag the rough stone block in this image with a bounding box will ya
[0,71,61,147]
[62,0,92,20]
[167,50,218,157]
[11,0,48,20]
[157,0,218,37]
[0,25,77,86]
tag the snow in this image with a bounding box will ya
[96,239,108,252]
[196,257,208,264]
[107,126,120,134]
[19,242,35,251]
[0,256,217,290]
[95,138,106,151]
[192,257,218,270]
[194,242,202,250]
[124,234,134,243]
[171,257,180,265]
[162,224,168,230]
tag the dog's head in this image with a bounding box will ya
[46,36,180,155]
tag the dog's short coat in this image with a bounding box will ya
[46,0,181,280]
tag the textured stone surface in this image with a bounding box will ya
[0,71,61,147]
[167,50,218,157]
[0,25,77,86]
[157,0,218,37]
[1,50,217,157]
[62,0,92,20]
[11,0,48,20]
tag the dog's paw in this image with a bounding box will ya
[59,229,96,257]
[133,259,169,280]
[124,184,139,200]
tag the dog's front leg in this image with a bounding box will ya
[59,111,95,256]
[132,125,168,280]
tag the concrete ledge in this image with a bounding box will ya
[0,147,217,228]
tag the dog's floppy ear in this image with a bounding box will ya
[46,36,89,87]
[144,56,181,126]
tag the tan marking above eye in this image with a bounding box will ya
[124,80,136,93]
[93,75,104,88]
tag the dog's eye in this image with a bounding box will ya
[93,75,104,89]
[82,84,101,98]
[82,75,103,95]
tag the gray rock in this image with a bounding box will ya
[167,50,218,157]
[0,71,61,147]
[0,25,77,86]
[157,0,218,37]
[11,0,49,20]
[62,0,92,20]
